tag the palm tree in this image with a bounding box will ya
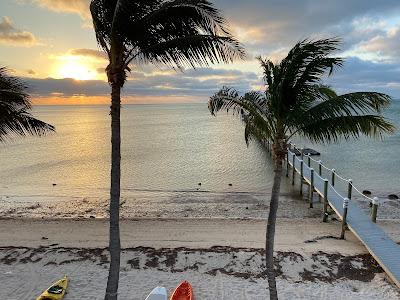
[89,1,244,298]
[208,38,394,300]
[0,67,54,142]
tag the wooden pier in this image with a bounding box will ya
[286,144,400,288]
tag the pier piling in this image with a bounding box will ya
[340,198,349,239]
[371,197,379,223]
[323,179,329,222]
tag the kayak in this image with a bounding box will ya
[36,276,68,300]
[170,281,193,300]
[145,286,167,300]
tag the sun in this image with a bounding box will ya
[55,56,98,80]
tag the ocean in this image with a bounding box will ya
[0,101,399,218]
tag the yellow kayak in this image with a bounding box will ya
[36,276,68,300]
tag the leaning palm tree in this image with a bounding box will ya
[0,67,54,142]
[208,38,394,300]
[90,1,244,299]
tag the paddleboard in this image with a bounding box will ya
[145,286,168,300]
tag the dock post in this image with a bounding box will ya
[340,198,349,239]
[323,179,329,222]
[307,154,311,167]
[347,179,353,200]
[318,161,322,202]
[300,160,304,195]
[292,153,296,185]
[331,169,336,186]
[371,197,379,223]
[286,151,289,177]
[309,168,314,208]
[301,148,304,160]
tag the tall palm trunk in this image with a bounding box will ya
[265,138,285,300]
[105,82,122,300]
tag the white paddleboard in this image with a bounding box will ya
[145,286,167,300]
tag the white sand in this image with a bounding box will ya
[0,218,399,299]
[1,218,400,253]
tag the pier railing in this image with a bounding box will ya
[284,142,400,288]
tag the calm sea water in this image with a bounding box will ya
[0,101,399,206]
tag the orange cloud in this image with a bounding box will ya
[32,95,204,105]
[69,48,107,61]
[0,16,37,46]
[32,0,91,20]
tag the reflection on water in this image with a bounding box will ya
[0,104,278,202]
[0,101,399,207]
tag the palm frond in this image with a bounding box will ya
[297,115,394,143]
[208,86,242,115]
[0,109,55,142]
[132,34,244,70]
[90,0,245,71]
[265,38,343,114]
[209,38,395,150]
[0,67,55,142]
[289,91,392,132]
[208,87,275,142]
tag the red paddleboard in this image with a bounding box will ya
[169,281,193,300]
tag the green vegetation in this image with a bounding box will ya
[209,38,394,300]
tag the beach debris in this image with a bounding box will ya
[27,203,41,210]
[41,237,48,240]
[362,190,372,196]
[89,215,95,219]
[198,182,201,186]
[304,235,341,243]
[52,183,57,186]
[228,183,232,186]
[388,194,399,200]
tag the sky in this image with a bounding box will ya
[0,0,400,105]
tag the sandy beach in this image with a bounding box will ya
[1,182,400,300]
[1,217,399,299]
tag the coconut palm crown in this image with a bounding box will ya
[0,67,54,142]
[91,0,245,86]
[90,1,244,299]
[208,38,394,300]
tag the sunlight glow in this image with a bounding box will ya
[55,55,98,80]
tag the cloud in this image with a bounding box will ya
[24,0,400,63]
[0,16,37,46]
[25,68,261,100]
[352,24,400,62]
[69,48,107,61]
[217,0,400,59]
[325,57,400,97]
[32,0,91,20]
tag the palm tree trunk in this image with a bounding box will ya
[265,151,284,300]
[105,83,121,300]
